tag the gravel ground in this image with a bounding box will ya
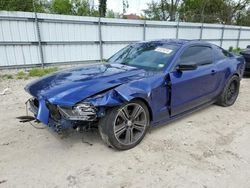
[0,76,250,188]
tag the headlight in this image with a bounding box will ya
[73,103,96,116]
[58,103,97,121]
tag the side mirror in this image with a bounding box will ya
[176,64,198,71]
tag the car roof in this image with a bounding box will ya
[137,39,210,46]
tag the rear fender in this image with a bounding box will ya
[235,55,245,78]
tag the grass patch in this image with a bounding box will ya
[228,46,241,54]
[0,67,59,80]
[17,71,29,79]
[0,74,14,80]
[10,67,59,80]
[28,67,59,77]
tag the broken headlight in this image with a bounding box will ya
[73,103,96,116]
[58,103,97,121]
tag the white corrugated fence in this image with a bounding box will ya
[0,11,250,68]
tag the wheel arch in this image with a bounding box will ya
[130,97,153,122]
[226,72,240,85]
[233,73,240,78]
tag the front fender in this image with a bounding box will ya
[87,83,151,107]
[87,73,167,123]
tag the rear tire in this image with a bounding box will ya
[98,100,150,150]
[216,75,240,107]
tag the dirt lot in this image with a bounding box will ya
[0,76,250,188]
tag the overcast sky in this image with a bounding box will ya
[93,0,159,15]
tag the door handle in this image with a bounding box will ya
[211,70,217,75]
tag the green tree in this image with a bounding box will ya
[238,13,250,26]
[179,0,250,24]
[99,0,107,17]
[143,1,161,20]
[106,9,120,18]
[0,0,45,12]
[228,0,250,25]
[50,0,72,15]
[143,0,180,21]
[71,0,99,17]
[236,8,250,26]
[106,9,115,18]
[72,0,90,16]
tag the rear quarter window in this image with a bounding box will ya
[215,46,232,60]
[178,46,213,66]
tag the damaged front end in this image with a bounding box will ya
[26,97,101,133]
[58,103,97,121]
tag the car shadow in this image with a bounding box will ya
[46,126,105,148]
[148,104,215,134]
[243,74,250,78]
[46,104,216,149]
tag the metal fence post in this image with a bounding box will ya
[236,27,241,49]
[98,17,103,61]
[220,25,225,47]
[176,19,179,39]
[33,1,44,68]
[143,19,146,40]
[200,23,204,40]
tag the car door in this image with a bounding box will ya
[169,45,220,117]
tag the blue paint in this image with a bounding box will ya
[36,99,49,124]
[25,39,245,128]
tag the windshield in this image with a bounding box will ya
[108,42,180,71]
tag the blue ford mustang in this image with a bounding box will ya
[25,39,245,150]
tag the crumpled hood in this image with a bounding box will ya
[25,63,147,106]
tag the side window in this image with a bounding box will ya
[178,46,213,66]
[216,46,231,60]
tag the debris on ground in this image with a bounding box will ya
[0,88,11,95]
[0,180,7,184]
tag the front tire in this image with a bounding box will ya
[216,75,240,107]
[98,100,150,150]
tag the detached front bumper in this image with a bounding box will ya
[27,98,98,132]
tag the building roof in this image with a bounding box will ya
[124,14,141,20]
